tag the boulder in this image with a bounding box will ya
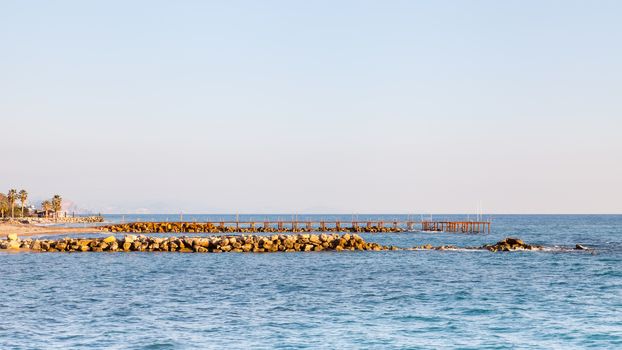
[7,233,18,241]
[484,237,539,251]
[6,240,21,249]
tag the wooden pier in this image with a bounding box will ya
[103,219,492,234]
[421,221,491,234]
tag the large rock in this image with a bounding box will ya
[6,241,21,249]
[31,240,41,250]
[484,237,539,252]
[7,233,18,241]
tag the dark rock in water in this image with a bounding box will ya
[503,237,525,246]
[483,237,541,252]
[575,244,588,250]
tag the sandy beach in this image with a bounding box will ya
[0,222,101,237]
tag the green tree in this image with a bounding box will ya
[52,195,62,219]
[18,189,28,217]
[0,193,8,218]
[41,200,52,218]
[7,189,17,218]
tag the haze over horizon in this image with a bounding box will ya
[2,1,621,214]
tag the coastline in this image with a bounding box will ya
[0,222,102,237]
[1,216,103,225]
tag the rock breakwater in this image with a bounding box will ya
[0,233,395,253]
[0,235,582,253]
[58,216,104,223]
[99,222,405,234]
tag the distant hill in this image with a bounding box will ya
[29,197,95,214]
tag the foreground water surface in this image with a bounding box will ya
[1,215,621,349]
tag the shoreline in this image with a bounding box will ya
[1,216,104,225]
[0,222,102,237]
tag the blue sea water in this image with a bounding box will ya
[1,215,620,349]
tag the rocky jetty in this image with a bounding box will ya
[0,233,396,253]
[0,235,575,253]
[482,237,543,252]
[57,216,104,223]
[99,222,405,234]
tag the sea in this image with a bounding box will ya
[1,214,620,349]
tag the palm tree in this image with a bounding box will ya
[0,193,8,218]
[41,200,52,218]
[7,189,17,218]
[52,195,62,219]
[18,190,28,217]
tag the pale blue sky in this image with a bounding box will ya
[1,1,621,214]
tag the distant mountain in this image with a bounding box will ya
[62,199,94,214]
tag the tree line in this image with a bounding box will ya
[0,189,62,219]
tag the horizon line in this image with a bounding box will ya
[87,212,622,216]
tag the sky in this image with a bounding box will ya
[1,0,621,214]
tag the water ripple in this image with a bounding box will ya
[1,215,621,349]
